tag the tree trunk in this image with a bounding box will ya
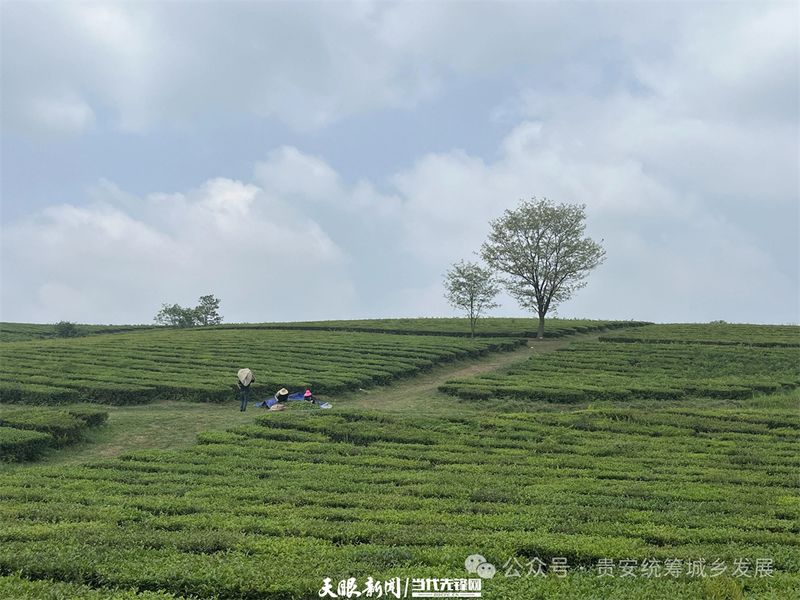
[537,314,545,340]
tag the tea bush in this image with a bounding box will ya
[0,427,51,462]
[0,329,523,405]
[0,405,796,598]
[440,325,800,402]
[599,323,800,347]
[0,406,108,461]
[219,317,649,338]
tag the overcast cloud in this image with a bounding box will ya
[1,1,797,324]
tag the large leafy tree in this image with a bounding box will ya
[481,197,605,339]
[443,260,500,337]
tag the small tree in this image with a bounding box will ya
[444,260,500,337]
[154,303,196,328]
[54,321,79,337]
[194,294,223,326]
[481,197,605,339]
[154,295,223,327]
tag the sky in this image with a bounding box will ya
[1,0,798,325]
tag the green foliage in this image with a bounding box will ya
[0,409,87,446]
[54,320,79,338]
[154,295,223,328]
[0,329,524,405]
[220,317,647,338]
[0,426,51,461]
[0,573,181,599]
[154,304,197,328]
[3,318,645,342]
[0,405,796,597]
[0,323,153,343]
[443,261,500,336]
[0,406,107,461]
[1,321,796,597]
[66,406,110,428]
[481,198,606,337]
[441,326,800,402]
[599,323,800,348]
[194,294,222,326]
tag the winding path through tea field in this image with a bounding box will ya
[18,331,591,466]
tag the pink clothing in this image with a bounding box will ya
[304,389,312,398]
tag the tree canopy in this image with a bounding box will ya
[154,295,223,328]
[54,321,79,338]
[194,294,223,326]
[481,197,605,339]
[443,260,500,337]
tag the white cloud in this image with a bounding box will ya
[1,1,796,324]
[8,1,786,134]
[26,94,95,134]
[254,147,342,201]
[1,176,354,323]
[2,109,796,323]
[378,125,795,323]
[634,3,798,123]
[1,1,444,133]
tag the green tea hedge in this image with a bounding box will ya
[441,326,799,403]
[0,406,108,461]
[0,405,796,598]
[0,329,525,405]
[0,426,52,462]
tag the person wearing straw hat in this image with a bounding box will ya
[262,390,288,411]
[237,368,255,412]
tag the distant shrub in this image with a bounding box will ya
[54,321,79,337]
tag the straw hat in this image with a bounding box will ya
[277,387,289,396]
[237,368,254,386]
[269,403,286,411]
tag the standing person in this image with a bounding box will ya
[237,368,255,412]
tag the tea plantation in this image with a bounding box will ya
[0,406,108,461]
[0,321,797,599]
[224,317,648,338]
[0,318,642,342]
[599,323,800,348]
[0,322,154,342]
[0,402,797,599]
[440,340,799,402]
[0,328,523,405]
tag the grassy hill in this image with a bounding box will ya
[214,317,649,337]
[0,321,797,599]
[0,322,155,343]
[441,340,799,402]
[1,317,647,342]
[0,329,523,404]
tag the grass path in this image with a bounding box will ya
[4,332,597,467]
[330,333,587,414]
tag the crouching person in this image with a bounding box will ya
[265,387,289,411]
